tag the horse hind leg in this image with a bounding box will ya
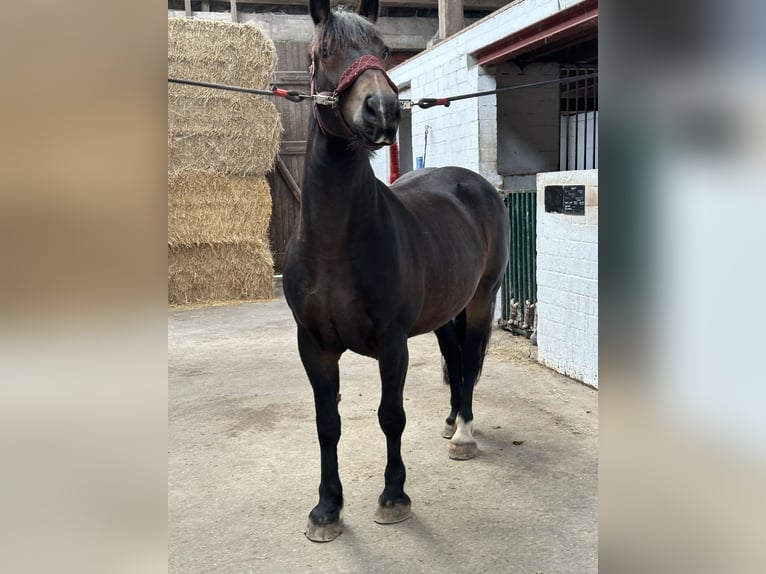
[448,286,497,460]
[434,311,465,439]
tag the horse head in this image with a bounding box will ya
[309,0,400,147]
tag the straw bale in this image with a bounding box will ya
[168,18,283,175]
[168,240,275,305]
[167,18,279,307]
[168,173,272,246]
[168,89,282,176]
[168,18,277,89]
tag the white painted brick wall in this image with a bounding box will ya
[536,169,598,388]
[372,0,589,183]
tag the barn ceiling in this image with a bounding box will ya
[233,0,509,9]
[170,1,512,17]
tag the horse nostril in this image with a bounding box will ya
[363,94,379,121]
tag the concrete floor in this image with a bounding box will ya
[169,296,597,573]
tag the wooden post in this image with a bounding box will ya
[184,0,192,18]
[231,0,238,23]
[438,0,464,39]
[201,1,210,11]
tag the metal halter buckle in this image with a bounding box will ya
[313,93,338,108]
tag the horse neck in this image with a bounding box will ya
[300,121,381,249]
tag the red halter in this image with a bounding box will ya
[310,54,399,140]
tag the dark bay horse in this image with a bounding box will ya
[282,0,510,542]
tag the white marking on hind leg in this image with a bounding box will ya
[449,415,477,460]
[451,415,474,445]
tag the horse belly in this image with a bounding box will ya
[394,179,494,336]
[407,254,483,336]
[410,285,476,336]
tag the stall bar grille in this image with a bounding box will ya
[560,65,598,171]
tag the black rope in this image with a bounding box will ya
[168,77,309,102]
[167,71,598,109]
[411,72,598,109]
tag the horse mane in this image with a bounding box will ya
[310,8,383,57]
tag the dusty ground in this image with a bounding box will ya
[168,296,597,573]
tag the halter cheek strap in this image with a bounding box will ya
[311,54,399,140]
[311,71,356,140]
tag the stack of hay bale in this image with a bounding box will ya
[168,18,282,305]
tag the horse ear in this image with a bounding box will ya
[356,0,379,23]
[310,0,332,25]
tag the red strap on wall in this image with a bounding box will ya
[389,141,400,184]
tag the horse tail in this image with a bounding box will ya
[473,316,492,387]
[440,307,492,388]
[441,356,450,385]
[469,292,497,388]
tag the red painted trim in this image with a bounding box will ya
[475,0,598,67]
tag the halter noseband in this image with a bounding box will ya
[310,53,399,140]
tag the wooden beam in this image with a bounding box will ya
[184,0,192,18]
[279,141,308,156]
[276,155,302,204]
[438,0,463,39]
[273,71,310,84]
[232,0,507,11]
[231,0,238,23]
[475,0,598,66]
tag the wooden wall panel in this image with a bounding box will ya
[268,41,310,273]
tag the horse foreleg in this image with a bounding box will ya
[373,333,412,525]
[297,326,344,542]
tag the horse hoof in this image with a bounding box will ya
[374,501,411,524]
[442,422,456,439]
[305,517,343,542]
[449,440,477,460]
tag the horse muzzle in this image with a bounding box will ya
[358,89,400,146]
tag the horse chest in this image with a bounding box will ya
[287,264,379,356]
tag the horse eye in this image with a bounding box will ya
[382,47,389,61]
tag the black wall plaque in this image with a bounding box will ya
[544,185,585,215]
